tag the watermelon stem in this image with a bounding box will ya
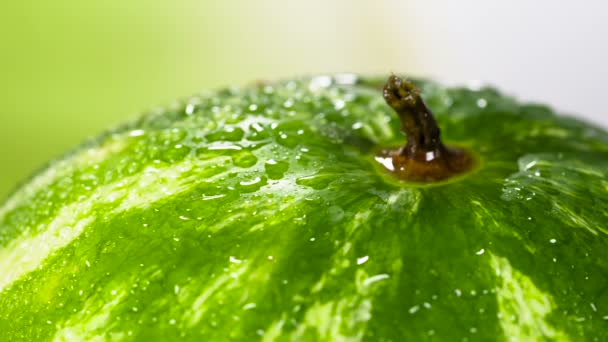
[378,75,474,182]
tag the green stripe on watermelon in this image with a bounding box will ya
[1,75,607,341]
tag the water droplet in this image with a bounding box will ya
[202,194,226,201]
[205,144,243,153]
[408,305,420,314]
[238,176,267,193]
[455,289,462,297]
[129,130,145,137]
[264,160,289,180]
[309,76,332,90]
[476,98,487,108]
[327,206,344,222]
[185,103,196,115]
[296,171,335,190]
[247,122,270,141]
[250,122,264,132]
[290,213,307,226]
[304,195,323,205]
[476,248,485,255]
[283,99,294,108]
[206,127,245,142]
[232,152,258,168]
[229,256,243,264]
[162,144,191,163]
[333,99,345,110]
[550,238,557,244]
[363,274,390,286]
[275,131,298,148]
[243,303,257,310]
[357,256,369,265]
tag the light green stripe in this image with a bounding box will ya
[53,285,129,342]
[490,253,569,341]
[0,157,224,292]
[0,139,127,220]
[185,261,251,327]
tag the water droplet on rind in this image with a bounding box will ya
[264,160,289,180]
[196,145,242,159]
[129,130,146,137]
[162,145,191,163]
[326,206,344,222]
[158,129,189,144]
[232,152,258,168]
[205,127,245,142]
[247,123,270,141]
[237,176,267,193]
[295,171,335,190]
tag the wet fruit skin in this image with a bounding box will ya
[1,75,608,341]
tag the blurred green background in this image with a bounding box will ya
[0,2,416,198]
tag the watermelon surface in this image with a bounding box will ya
[1,75,608,341]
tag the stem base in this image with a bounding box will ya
[376,145,474,183]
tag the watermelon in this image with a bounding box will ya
[1,74,608,341]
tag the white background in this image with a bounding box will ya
[389,0,608,126]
